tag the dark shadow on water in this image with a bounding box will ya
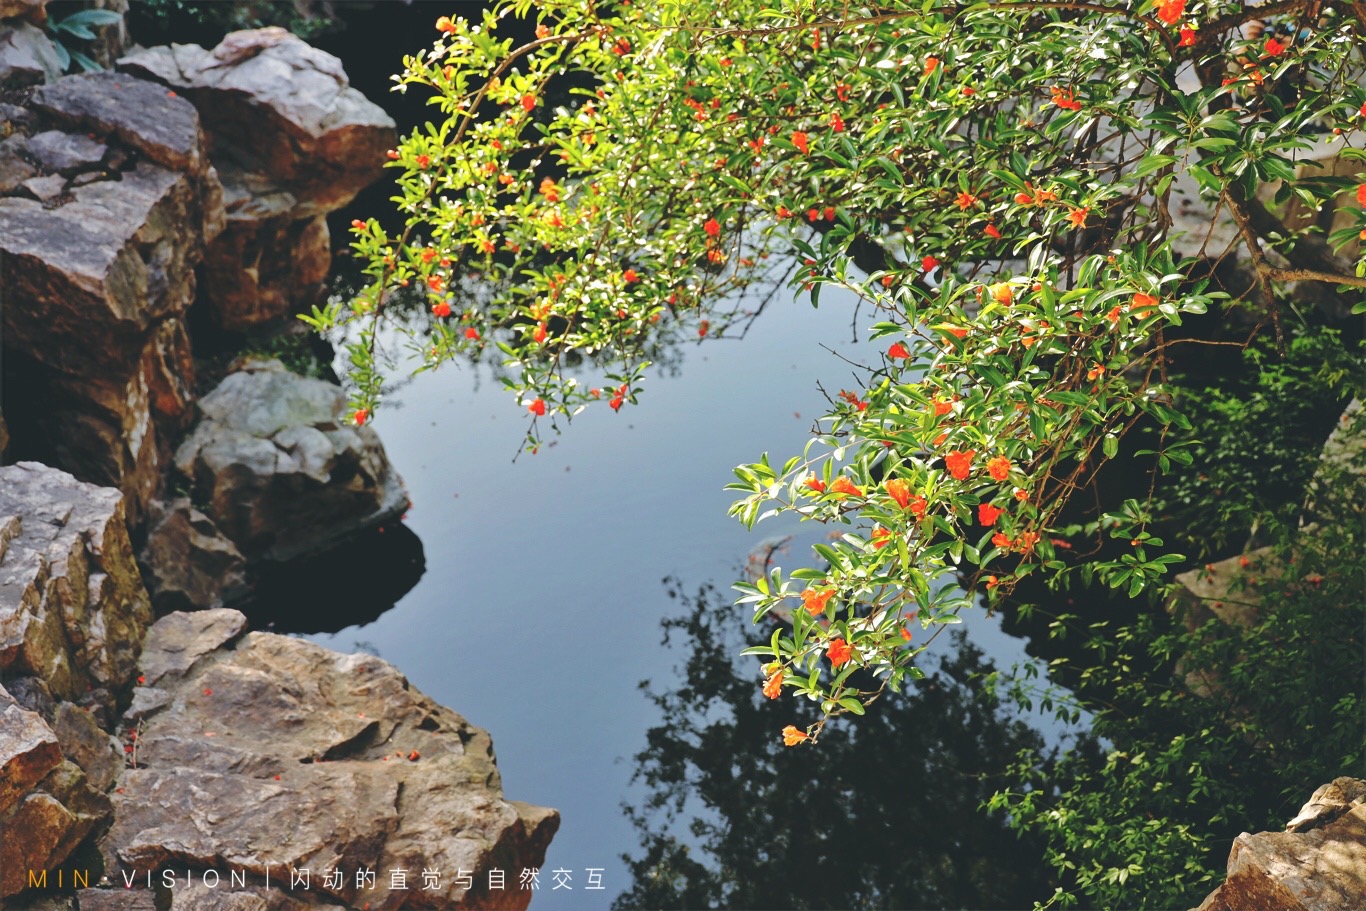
[615,578,1058,911]
[239,520,426,635]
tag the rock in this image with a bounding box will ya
[0,463,153,707]
[1287,778,1366,834]
[31,71,209,175]
[77,892,157,911]
[0,0,47,23]
[119,28,392,212]
[102,612,559,910]
[20,169,64,200]
[24,128,108,174]
[52,701,123,792]
[120,28,394,330]
[0,87,218,519]
[174,359,408,563]
[0,136,38,192]
[0,683,62,816]
[136,607,245,686]
[0,407,8,458]
[1192,778,1366,911]
[0,21,61,89]
[139,498,248,613]
[167,883,344,911]
[0,759,113,898]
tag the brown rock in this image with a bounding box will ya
[0,135,38,191]
[103,614,559,910]
[52,701,122,792]
[119,28,393,330]
[77,891,158,911]
[119,29,392,212]
[139,498,248,614]
[1193,779,1366,911]
[0,0,47,22]
[0,759,113,897]
[0,684,62,815]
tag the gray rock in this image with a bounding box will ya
[1287,778,1366,834]
[1192,779,1366,911]
[139,498,248,614]
[77,891,157,911]
[138,608,246,686]
[20,170,64,200]
[169,883,344,911]
[0,463,153,706]
[102,615,559,910]
[0,21,61,89]
[175,359,408,563]
[25,129,108,175]
[31,71,208,175]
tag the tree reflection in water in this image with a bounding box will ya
[617,579,1056,911]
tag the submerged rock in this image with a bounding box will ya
[173,359,407,563]
[103,610,559,910]
[120,27,395,331]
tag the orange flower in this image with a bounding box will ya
[704,217,721,237]
[923,56,939,77]
[539,177,560,202]
[991,532,1011,548]
[352,408,369,426]
[1131,291,1159,314]
[623,268,640,284]
[464,327,480,340]
[987,455,1011,481]
[946,326,969,339]
[921,254,940,271]
[1087,364,1106,381]
[885,477,912,509]
[945,450,976,480]
[1357,184,1366,206]
[763,670,784,700]
[1050,86,1081,112]
[1067,207,1088,227]
[436,16,457,33]
[782,725,809,746]
[1156,0,1185,26]
[1265,37,1285,56]
[984,224,1002,239]
[827,638,853,667]
[888,342,911,360]
[431,300,452,318]
[871,526,893,549]
[978,503,1003,526]
[990,282,1013,305]
[533,323,548,344]
[804,474,827,493]
[830,112,845,133]
[909,495,928,517]
[1106,306,1122,325]
[1014,489,1028,502]
[830,477,863,497]
[1179,26,1197,47]
[521,93,536,112]
[528,398,547,416]
[801,587,835,615]
[932,398,952,417]
[792,131,810,154]
[985,575,999,589]
[955,191,978,209]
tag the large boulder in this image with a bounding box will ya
[0,462,153,707]
[120,27,395,331]
[172,359,407,563]
[102,610,559,910]
[0,72,223,524]
[1192,778,1366,911]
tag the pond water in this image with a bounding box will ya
[233,4,1083,907]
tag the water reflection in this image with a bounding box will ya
[616,579,1055,911]
[241,519,426,635]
